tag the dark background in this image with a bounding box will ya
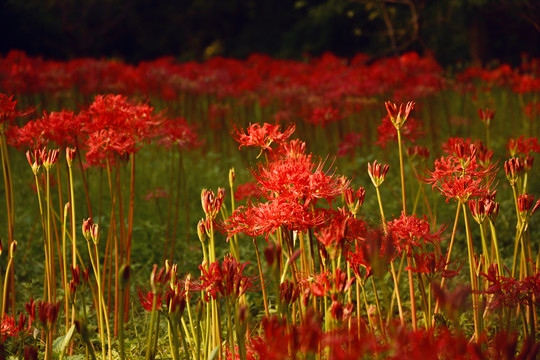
[1,0,539,66]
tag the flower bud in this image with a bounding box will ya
[229,167,235,189]
[368,160,390,188]
[66,147,76,167]
[197,219,207,243]
[385,101,414,129]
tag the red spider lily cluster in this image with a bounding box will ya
[1,50,540,359]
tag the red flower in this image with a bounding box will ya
[201,188,225,220]
[344,186,365,216]
[232,122,295,152]
[223,198,330,240]
[199,255,256,300]
[137,287,163,312]
[423,143,496,203]
[386,212,445,254]
[37,300,61,326]
[384,100,415,129]
[0,93,32,130]
[252,156,348,207]
[407,252,462,279]
[307,105,342,127]
[368,160,390,187]
[1,314,17,340]
[478,107,495,126]
[507,136,540,157]
[234,182,264,202]
[155,117,201,150]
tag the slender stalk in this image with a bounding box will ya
[406,250,418,331]
[253,238,269,317]
[462,203,481,341]
[396,129,407,215]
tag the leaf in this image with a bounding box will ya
[53,324,76,360]
[209,345,220,360]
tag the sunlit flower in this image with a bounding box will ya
[386,212,445,254]
[232,122,295,152]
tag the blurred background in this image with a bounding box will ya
[1,0,539,66]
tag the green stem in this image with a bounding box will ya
[462,203,481,341]
[396,129,407,215]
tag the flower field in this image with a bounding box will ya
[0,50,540,359]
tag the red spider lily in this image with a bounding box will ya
[330,295,354,322]
[0,313,28,341]
[26,148,45,175]
[290,310,324,355]
[376,115,423,149]
[337,132,362,158]
[476,144,494,168]
[307,105,342,127]
[223,198,330,240]
[507,136,540,157]
[523,155,534,171]
[478,107,495,126]
[504,157,524,186]
[347,228,396,279]
[83,94,162,166]
[37,300,61,327]
[490,331,540,360]
[201,188,225,220]
[480,264,540,309]
[232,122,295,152]
[155,117,201,150]
[137,287,163,312]
[407,252,462,279]
[423,144,496,203]
[252,156,348,207]
[386,212,445,254]
[81,218,99,243]
[279,280,301,306]
[144,187,168,201]
[431,282,471,323]
[385,100,415,129]
[0,93,32,130]
[344,186,365,216]
[441,137,473,156]
[85,129,138,167]
[234,182,264,202]
[263,242,282,268]
[25,299,36,328]
[274,138,312,163]
[41,148,59,170]
[468,192,498,224]
[1,315,16,340]
[199,255,256,301]
[66,147,76,166]
[316,214,348,255]
[407,145,430,160]
[69,265,90,295]
[367,160,390,187]
[517,193,540,225]
[249,317,292,360]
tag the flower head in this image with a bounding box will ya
[385,101,415,129]
[232,122,295,153]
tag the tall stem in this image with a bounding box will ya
[397,129,407,215]
[462,203,481,341]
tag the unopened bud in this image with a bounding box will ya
[197,219,207,243]
[229,168,235,189]
[66,147,76,167]
[119,264,130,290]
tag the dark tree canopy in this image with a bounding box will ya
[1,0,539,66]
